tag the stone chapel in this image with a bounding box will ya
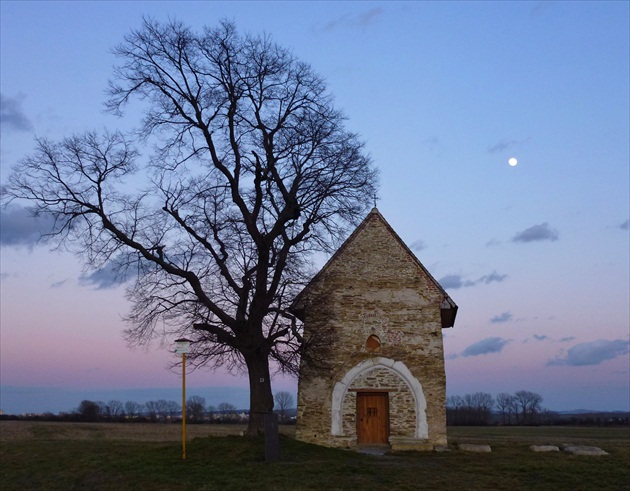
[291,208,458,451]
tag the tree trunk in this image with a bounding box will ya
[244,351,275,436]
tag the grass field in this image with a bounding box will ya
[1,421,628,490]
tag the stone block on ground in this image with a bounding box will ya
[457,443,491,453]
[562,445,608,456]
[530,445,560,452]
[434,445,451,452]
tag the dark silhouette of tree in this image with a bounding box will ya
[446,393,493,425]
[446,395,463,425]
[186,395,206,422]
[155,400,169,420]
[538,407,559,425]
[508,395,521,424]
[76,400,101,422]
[3,18,377,436]
[107,400,125,420]
[217,402,238,422]
[469,392,494,425]
[145,400,159,421]
[448,390,546,426]
[274,391,294,423]
[95,401,107,419]
[514,390,543,425]
[495,392,515,425]
[165,400,181,420]
[149,399,177,420]
[125,400,143,419]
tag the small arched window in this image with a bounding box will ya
[365,334,381,353]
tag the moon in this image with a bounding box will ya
[508,157,518,167]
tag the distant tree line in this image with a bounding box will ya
[0,391,296,424]
[447,390,552,426]
[446,390,629,426]
[4,390,625,427]
[74,398,243,423]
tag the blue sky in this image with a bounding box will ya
[1,1,628,415]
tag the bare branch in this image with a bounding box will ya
[3,19,377,436]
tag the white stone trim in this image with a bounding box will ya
[331,357,428,438]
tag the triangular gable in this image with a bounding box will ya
[291,208,457,328]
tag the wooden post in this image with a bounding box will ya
[264,412,280,462]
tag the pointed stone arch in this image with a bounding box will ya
[331,357,428,438]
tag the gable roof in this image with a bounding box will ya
[291,208,458,328]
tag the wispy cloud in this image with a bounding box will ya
[512,223,559,243]
[559,336,576,343]
[439,271,507,290]
[0,271,17,281]
[490,312,513,324]
[410,239,426,252]
[0,206,54,248]
[438,275,465,289]
[485,238,502,247]
[620,219,629,231]
[79,258,132,290]
[461,337,510,357]
[480,272,508,284]
[547,339,630,366]
[533,334,549,341]
[0,93,33,132]
[321,8,384,32]
[51,279,69,289]
[487,138,529,154]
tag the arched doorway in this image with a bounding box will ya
[331,357,428,439]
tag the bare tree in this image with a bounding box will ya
[274,391,294,423]
[446,395,464,410]
[2,19,377,435]
[460,392,493,425]
[538,407,558,425]
[165,400,181,420]
[76,400,101,422]
[125,400,143,419]
[447,393,494,425]
[154,400,171,421]
[508,395,521,424]
[150,399,180,421]
[217,402,238,422]
[513,390,543,425]
[187,395,206,422]
[495,392,515,425]
[446,395,464,425]
[96,401,108,419]
[145,400,159,421]
[472,392,494,425]
[107,400,125,420]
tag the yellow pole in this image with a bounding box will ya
[182,352,187,460]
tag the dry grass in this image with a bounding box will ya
[448,425,630,448]
[1,422,628,490]
[0,421,296,442]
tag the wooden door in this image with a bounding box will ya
[356,392,389,445]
